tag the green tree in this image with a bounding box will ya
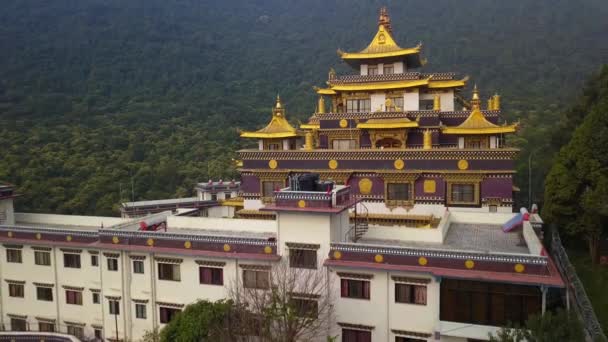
[489,309,585,342]
[159,299,236,342]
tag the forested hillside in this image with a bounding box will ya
[1,0,607,215]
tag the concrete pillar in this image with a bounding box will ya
[541,286,547,315]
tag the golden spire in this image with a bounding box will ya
[378,7,392,33]
[241,97,297,139]
[470,84,481,110]
[492,93,501,110]
[275,94,282,110]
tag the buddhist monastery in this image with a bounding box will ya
[0,8,564,342]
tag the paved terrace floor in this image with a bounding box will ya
[360,223,530,255]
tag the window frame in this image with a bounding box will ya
[340,278,371,300]
[367,65,378,75]
[8,283,24,298]
[91,254,99,267]
[261,180,285,198]
[65,290,83,305]
[6,249,22,263]
[107,258,119,271]
[63,253,81,269]
[67,325,84,339]
[133,260,145,274]
[135,303,147,319]
[92,292,100,304]
[290,297,319,319]
[34,251,51,266]
[289,249,317,269]
[395,283,427,305]
[38,321,55,332]
[158,263,181,282]
[159,307,181,324]
[36,286,54,301]
[10,318,27,331]
[199,266,223,286]
[243,269,270,289]
[383,64,394,75]
[109,299,120,315]
[447,182,480,206]
[342,328,371,342]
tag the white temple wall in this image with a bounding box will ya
[403,89,419,111]
[370,93,386,112]
[393,62,404,74]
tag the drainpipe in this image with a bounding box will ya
[99,251,106,340]
[121,250,130,341]
[0,246,5,330]
[150,252,158,333]
[386,271,390,341]
[52,247,60,333]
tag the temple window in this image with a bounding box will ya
[291,298,318,318]
[386,96,403,111]
[289,249,317,269]
[419,99,434,110]
[368,65,378,75]
[265,141,282,150]
[243,269,270,289]
[464,136,489,149]
[386,183,411,201]
[342,329,371,342]
[341,278,370,300]
[376,138,402,149]
[262,180,284,197]
[383,64,394,74]
[346,98,371,113]
[448,183,478,205]
[395,283,427,305]
[158,263,181,281]
[332,139,356,150]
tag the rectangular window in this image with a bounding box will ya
[386,96,404,111]
[383,64,394,75]
[133,260,144,274]
[367,65,378,75]
[225,192,232,199]
[211,193,218,201]
[451,184,476,203]
[10,318,27,331]
[464,136,489,149]
[387,183,411,201]
[159,307,181,324]
[419,99,434,110]
[66,290,83,305]
[199,267,223,285]
[36,287,53,301]
[91,254,99,266]
[158,263,181,281]
[6,249,22,263]
[332,139,357,150]
[38,322,55,332]
[262,180,284,197]
[34,251,51,266]
[63,253,81,268]
[9,283,24,298]
[136,303,147,319]
[92,292,100,304]
[395,337,426,342]
[346,98,371,113]
[109,300,120,315]
[291,298,318,318]
[107,258,119,271]
[94,329,102,339]
[289,249,317,269]
[395,283,427,305]
[67,325,84,339]
[243,270,270,289]
[342,328,371,342]
[267,142,281,150]
[340,279,370,300]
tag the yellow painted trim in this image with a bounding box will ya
[442,126,517,135]
[357,122,419,129]
[330,79,429,92]
[300,124,320,129]
[428,79,468,88]
[340,47,421,60]
[316,88,337,95]
[240,131,299,138]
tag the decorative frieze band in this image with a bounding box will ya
[89,288,101,293]
[103,252,120,258]
[64,320,86,327]
[31,246,52,251]
[7,313,27,319]
[60,248,82,254]
[62,285,84,291]
[33,282,54,288]
[35,316,56,323]
[337,272,373,280]
[285,242,321,250]
[105,295,121,300]
[155,257,183,264]
[5,279,26,285]
[195,260,226,267]
[337,322,374,331]
[156,301,185,309]
[391,329,432,338]
[88,250,100,255]
[3,244,23,249]
[239,264,271,271]
[132,298,149,304]
[129,255,147,260]
[391,276,431,285]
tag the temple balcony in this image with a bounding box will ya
[263,183,356,213]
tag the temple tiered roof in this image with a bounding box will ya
[338,7,425,68]
[356,117,419,129]
[240,96,299,139]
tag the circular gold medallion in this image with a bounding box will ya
[418,256,428,266]
[268,159,278,169]
[328,159,338,169]
[339,119,348,128]
[374,254,384,263]
[184,241,192,249]
[146,238,154,247]
[514,263,525,273]
[358,178,373,195]
[297,200,306,208]
[223,244,231,252]
[112,236,119,244]
[264,246,273,254]
[394,159,405,170]
[458,159,469,170]
[464,259,475,269]
[66,235,72,242]
[333,250,342,260]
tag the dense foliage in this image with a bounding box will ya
[157,300,235,342]
[489,308,585,342]
[543,66,608,262]
[1,0,607,215]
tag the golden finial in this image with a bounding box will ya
[472,84,479,100]
[493,93,501,110]
[275,94,282,109]
[470,85,481,110]
[378,7,392,33]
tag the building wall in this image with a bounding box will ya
[0,199,14,225]
[370,93,385,112]
[403,89,419,111]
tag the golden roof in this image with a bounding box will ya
[240,96,299,139]
[428,77,468,89]
[330,78,430,92]
[357,118,419,129]
[316,88,337,95]
[442,107,517,135]
[338,8,423,63]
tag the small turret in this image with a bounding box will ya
[318,96,326,114]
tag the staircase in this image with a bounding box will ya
[351,203,369,242]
